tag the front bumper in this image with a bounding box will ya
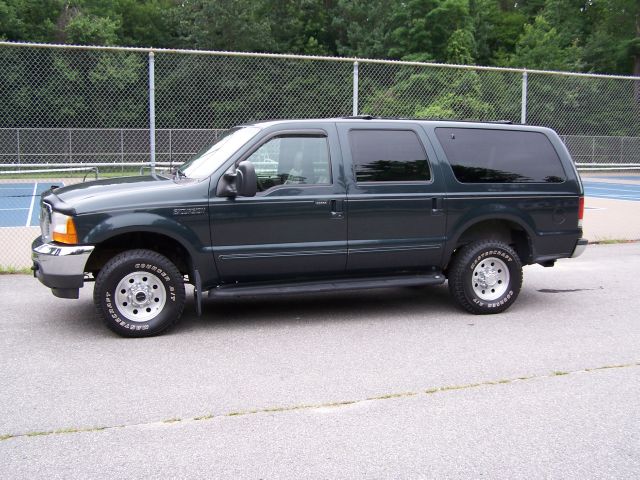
[31,237,95,298]
[570,238,588,258]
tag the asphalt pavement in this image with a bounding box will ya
[1,243,639,478]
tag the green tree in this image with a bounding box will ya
[508,16,584,71]
[583,0,640,75]
[332,0,398,58]
[63,13,120,45]
[174,0,275,52]
[388,0,474,62]
[262,0,335,55]
[445,28,475,64]
[471,0,527,66]
[0,0,64,42]
[88,0,177,48]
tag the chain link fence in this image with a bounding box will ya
[1,41,639,268]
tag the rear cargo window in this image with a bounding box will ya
[349,129,431,182]
[435,128,566,183]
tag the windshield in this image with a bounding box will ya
[178,126,260,179]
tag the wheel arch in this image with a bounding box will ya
[85,230,194,278]
[445,215,535,267]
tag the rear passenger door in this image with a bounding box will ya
[337,122,447,273]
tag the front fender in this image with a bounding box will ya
[83,212,204,258]
[81,211,221,288]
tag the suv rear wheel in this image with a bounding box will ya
[94,249,186,337]
[448,240,523,314]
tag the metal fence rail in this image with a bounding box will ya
[0,41,639,268]
[2,128,639,173]
[0,128,224,169]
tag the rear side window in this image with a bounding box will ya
[435,128,565,183]
[349,129,431,182]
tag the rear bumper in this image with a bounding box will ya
[31,237,95,298]
[570,238,588,258]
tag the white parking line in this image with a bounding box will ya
[25,182,38,227]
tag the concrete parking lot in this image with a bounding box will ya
[1,242,639,478]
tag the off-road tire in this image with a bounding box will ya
[448,240,523,314]
[94,249,185,337]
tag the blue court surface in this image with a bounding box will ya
[0,177,637,227]
[583,180,640,202]
[0,183,63,227]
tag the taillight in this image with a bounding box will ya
[578,197,584,228]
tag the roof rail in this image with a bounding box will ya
[341,115,513,125]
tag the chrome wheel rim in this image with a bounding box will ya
[472,257,509,301]
[115,271,166,322]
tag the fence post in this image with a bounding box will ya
[148,51,156,176]
[120,129,125,174]
[520,70,528,124]
[16,129,20,163]
[352,61,359,116]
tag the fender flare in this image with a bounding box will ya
[444,212,537,263]
[84,212,203,261]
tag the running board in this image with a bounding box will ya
[208,272,445,298]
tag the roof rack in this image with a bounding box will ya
[341,115,513,125]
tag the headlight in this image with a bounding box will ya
[51,212,78,244]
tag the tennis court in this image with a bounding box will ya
[583,177,640,202]
[0,182,63,227]
[0,177,638,229]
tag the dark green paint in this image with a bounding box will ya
[40,118,584,291]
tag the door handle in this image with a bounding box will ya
[431,197,444,214]
[330,199,344,219]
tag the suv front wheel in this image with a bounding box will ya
[94,249,186,337]
[448,240,523,314]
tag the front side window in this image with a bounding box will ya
[349,129,431,182]
[246,135,331,192]
[435,128,566,183]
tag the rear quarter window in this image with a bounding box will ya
[435,128,566,183]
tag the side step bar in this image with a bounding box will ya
[208,272,445,298]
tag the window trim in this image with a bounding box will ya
[348,128,434,185]
[236,129,334,195]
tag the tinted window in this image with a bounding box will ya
[349,130,431,182]
[435,128,565,183]
[246,135,330,192]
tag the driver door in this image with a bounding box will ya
[208,125,347,283]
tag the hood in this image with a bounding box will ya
[42,175,202,214]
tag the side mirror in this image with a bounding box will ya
[216,160,257,198]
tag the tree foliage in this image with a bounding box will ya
[0,0,638,135]
[1,0,637,75]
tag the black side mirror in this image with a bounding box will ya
[235,160,257,197]
[216,160,257,198]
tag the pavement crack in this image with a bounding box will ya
[2,361,638,442]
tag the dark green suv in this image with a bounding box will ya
[32,118,587,337]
